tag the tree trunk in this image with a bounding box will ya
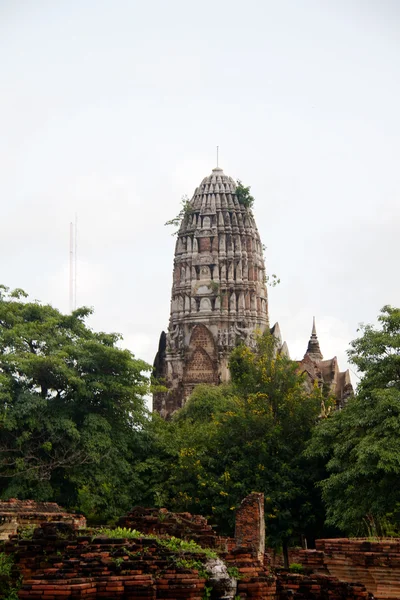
[282,540,289,570]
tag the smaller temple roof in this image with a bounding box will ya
[305,317,323,361]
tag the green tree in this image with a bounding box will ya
[146,333,323,564]
[0,285,151,520]
[307,306,400,535]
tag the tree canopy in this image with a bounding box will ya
[0,286,151,520]
[307,306,400,536]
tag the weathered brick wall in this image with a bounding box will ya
[235,493,265,561]
[299,538,400,600]
[199,237,211,253]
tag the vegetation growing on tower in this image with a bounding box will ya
[235,180,255,208]
[164,195,192,235]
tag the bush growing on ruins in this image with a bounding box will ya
[307,306,400,535]
[95,526,143,539]
[0,285,151,520]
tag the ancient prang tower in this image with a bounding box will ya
[153,166,352,418]
[153,167,270,417]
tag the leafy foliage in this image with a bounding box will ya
[158,536,217,558]
[235,181,255,208]
[348,305,400,393]
[289,563,304,573]
[307,306,400,535]
[0,286,152,520]
[164,196,192,236]
[17,525,36,540]
[95,526,144,539]
[0,552,14,577]
[0,552,20,600]
[265,274,281,288]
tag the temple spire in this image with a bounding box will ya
[153,166,269,417]
[305,316,323,360]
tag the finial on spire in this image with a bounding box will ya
[305,316,323,361]
[212,146,223,173]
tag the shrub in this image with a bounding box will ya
[289,562,304,573]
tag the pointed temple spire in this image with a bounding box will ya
[305,316,323,361]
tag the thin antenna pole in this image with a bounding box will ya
[69,222,74,313]
[74,213,78,310]
[216,146,219,168]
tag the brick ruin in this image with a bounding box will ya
[0,498,86,540]
[0,495,276,600]
[5,493,400,599]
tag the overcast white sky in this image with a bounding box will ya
[1,1,399,391]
